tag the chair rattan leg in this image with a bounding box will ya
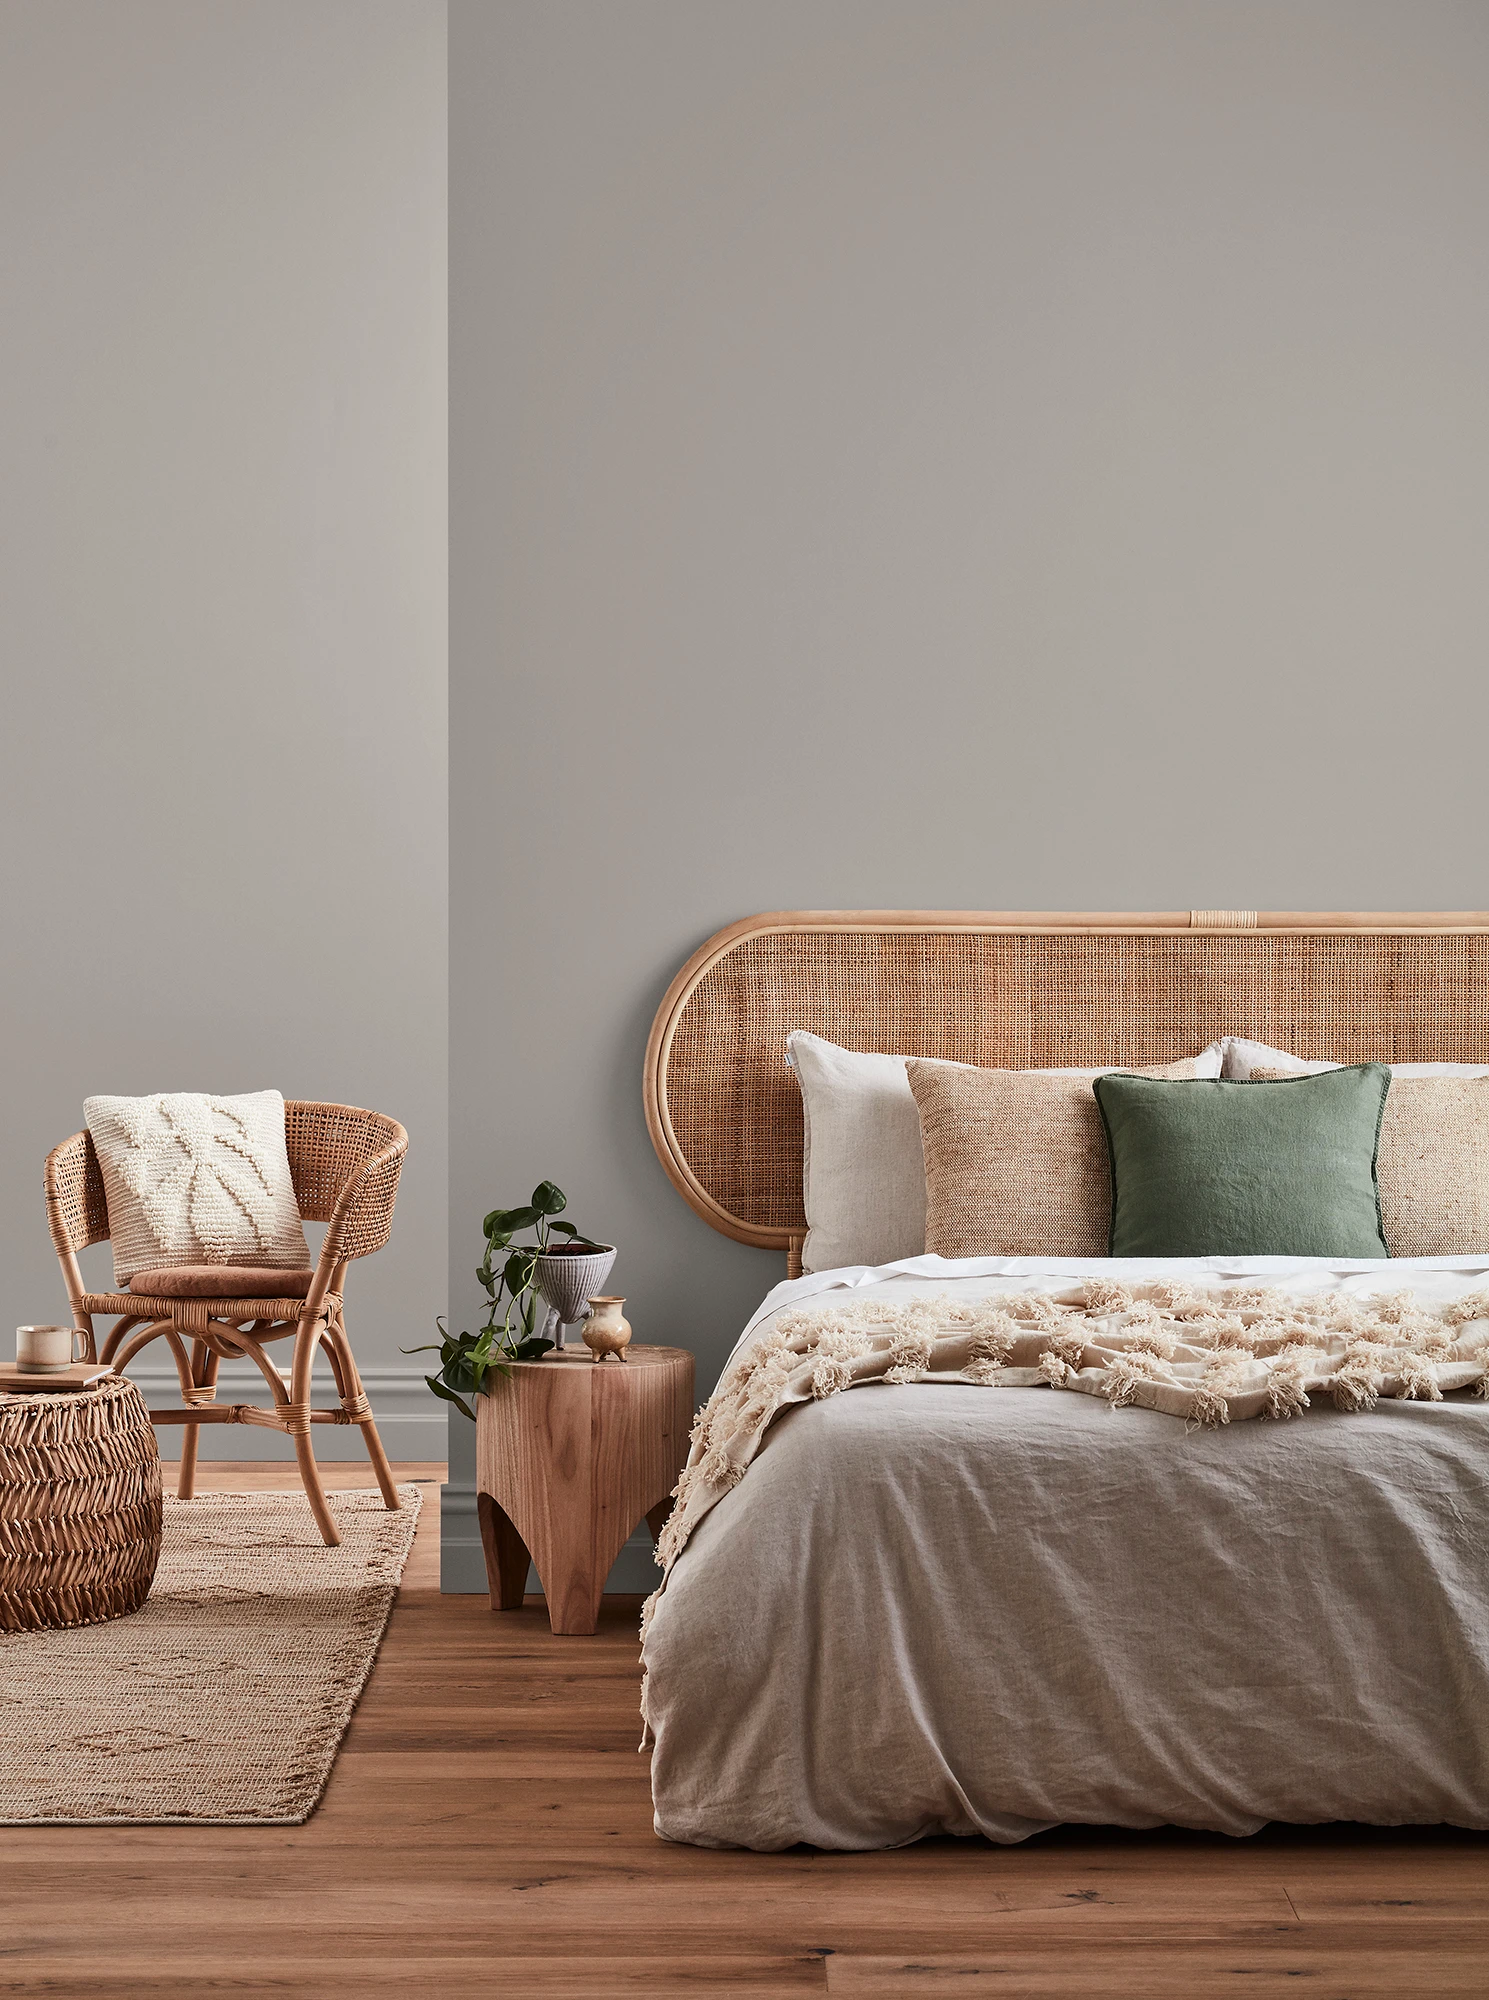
[326,1313,400,1511]
[359,1414,401,1511]
[175,1339,219,1501]
[290,1315,340,1547]
[293,1428,340,1547]
[177,1421,199,1500]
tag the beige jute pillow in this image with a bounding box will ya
[906,1058,1202,1258]
[1252,1070,1489,1257]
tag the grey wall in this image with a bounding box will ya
[449,0,1489,1585]
[1,0,448,1459]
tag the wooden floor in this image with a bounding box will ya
[5,1462,1487,1998]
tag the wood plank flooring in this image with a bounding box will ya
[3,1462,1485,1997]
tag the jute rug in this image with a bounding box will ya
[0,1483,421,1825]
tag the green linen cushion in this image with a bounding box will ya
[1091,1066,1391,1259]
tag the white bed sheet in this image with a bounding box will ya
[644,1255,1489,1851]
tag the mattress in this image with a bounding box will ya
[642,1254,1489,1851]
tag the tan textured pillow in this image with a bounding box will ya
[907,1058,1201,1258]
[1252,1069,1489,1257]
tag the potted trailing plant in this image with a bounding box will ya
[407,1182,613,1418]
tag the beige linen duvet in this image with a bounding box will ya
[641,1256,1489,1851]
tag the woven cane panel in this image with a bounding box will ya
[284,1103,405,1260]
[44,1132,110,1255]
[664,928,1489,1236]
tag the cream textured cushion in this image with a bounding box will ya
[84,1090,311,1288]
[907,1057,1205,1259]
[1251,1068,1489,1257]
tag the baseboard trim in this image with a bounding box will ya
[439,1480,662,1596]
[125,1362,446,1462]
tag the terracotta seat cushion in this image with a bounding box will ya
[126,1265,317,1299]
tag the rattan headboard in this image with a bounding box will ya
[643,909,1489,1266]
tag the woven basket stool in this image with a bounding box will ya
[0,1375,162,1632]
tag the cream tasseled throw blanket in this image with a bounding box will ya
[642,1277,1489,1637]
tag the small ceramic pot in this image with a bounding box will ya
[583,1297,631,1362]
[534,1245,617,1348]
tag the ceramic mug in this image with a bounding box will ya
[15,1325,86,1372]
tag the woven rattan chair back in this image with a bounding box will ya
[43,1131,110,1256]
[43,1101,408,1547]
[285,1103,404,1250]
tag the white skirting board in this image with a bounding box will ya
[437,1481,663,1596]
[125,1362,447,1462]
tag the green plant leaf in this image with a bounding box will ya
[510,1336,555,1360]
[503,1248,537,1292]
[545,1220,578,1238]
[406,1314,467,1360]
[485,1206,538,1237]
[425,1374,475,1421]
[531,1181,567,1215]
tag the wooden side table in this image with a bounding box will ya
[475,1345,694,1636]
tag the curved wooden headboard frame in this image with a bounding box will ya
[644,910,1489,1276]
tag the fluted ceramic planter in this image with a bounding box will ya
[533,1244,617,1349]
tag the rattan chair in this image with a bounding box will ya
[43,1102,407,1547]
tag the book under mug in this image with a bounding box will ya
[0,1361,115,1395]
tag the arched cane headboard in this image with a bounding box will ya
[643,909,1489,1270]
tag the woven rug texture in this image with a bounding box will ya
[0,1483,421,1825]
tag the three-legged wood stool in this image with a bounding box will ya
[475,1344,694,1635]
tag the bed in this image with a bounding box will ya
[639,910,1489,1850]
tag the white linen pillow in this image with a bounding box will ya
[1221,1038,1336,1079]
[1221,1036,1489,1080]
[786,1031,1224,1274]
[84,1089,311,1288]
